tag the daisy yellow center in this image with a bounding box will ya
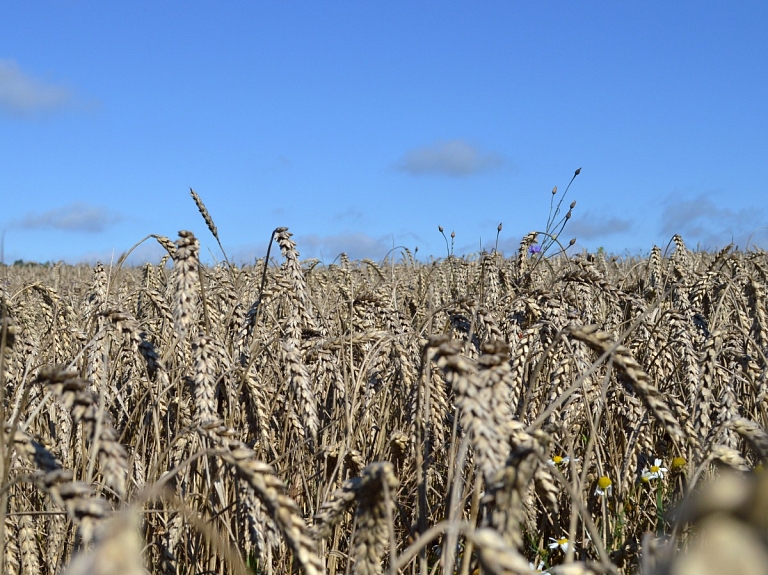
[552,456,563,464]
[598,476,612,489]
[558,538,568,545]
[671,457,686,470]
[650,465,660,473]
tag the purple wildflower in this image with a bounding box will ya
[528,244,542,255]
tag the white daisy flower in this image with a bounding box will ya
[547,455,579,467]
[641,458,668,482]
[595,475,613,497]
[548,536,569,552]
[547,455,569,466]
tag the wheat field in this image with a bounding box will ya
[2,197,768,575]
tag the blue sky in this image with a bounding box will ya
[1,2,767,264]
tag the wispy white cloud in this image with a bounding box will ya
[660,192,768,249]
[77,240,173,266]
[14,202,122,233]
[332,207,365,223]
[230,243,270,265]
[567,211,633,240]
[298,232,396,261]
[0,59,76,117]
[395,139,504,176]
[231,232,397,263]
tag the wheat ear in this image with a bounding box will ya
[568,324,685,445]
[34,366,129,497]
[189,188,232,268]
[198,422,324,575]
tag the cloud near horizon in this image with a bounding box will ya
[661,193,768,250]
[566,211,633,240]
[232,231,401,263]
[14,202,122,233]
[395,139,504,176]
[75,240,169,266]
[297,232,400,261]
